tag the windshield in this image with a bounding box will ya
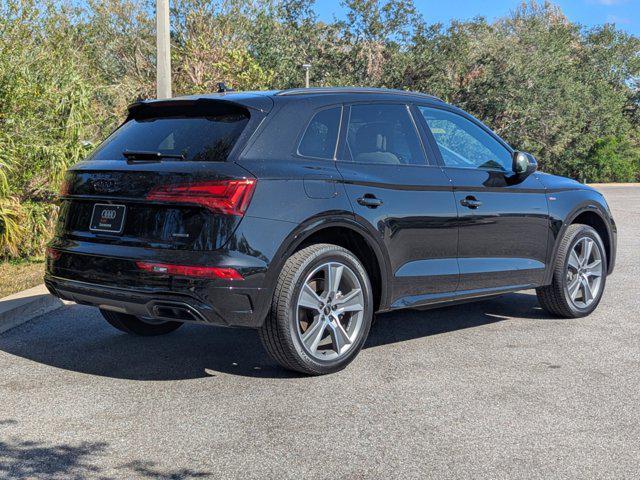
[90,112,249,162]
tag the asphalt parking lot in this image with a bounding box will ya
[1,185,639,479]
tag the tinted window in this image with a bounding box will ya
[418,107,512,171]
[345,104,426,165]
[298,107,341,159]
[90,112,249,162]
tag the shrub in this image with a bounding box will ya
[579,136,640,183]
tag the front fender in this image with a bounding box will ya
[543,192,616,284]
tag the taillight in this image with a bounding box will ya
[59,178,71,196]
[147,179,256,216]
[135,261,244,281]
[46,247,61,260]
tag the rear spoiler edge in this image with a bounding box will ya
[126,97,269,121]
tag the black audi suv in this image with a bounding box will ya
[45,87,617,374]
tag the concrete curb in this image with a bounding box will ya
[588,183,640,187]
[0,285,71,334]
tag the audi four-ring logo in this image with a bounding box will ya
[91,178,117,193]
[101,209,117,220]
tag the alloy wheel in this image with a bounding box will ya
[295,261,365,361]
[566,236,603,309]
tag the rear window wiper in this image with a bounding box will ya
[122,150,185,162]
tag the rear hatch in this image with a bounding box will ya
[49,98,266,285]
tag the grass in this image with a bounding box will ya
[0,258,45,298]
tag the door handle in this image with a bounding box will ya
[460,196,482,209]
[357,194,383,208]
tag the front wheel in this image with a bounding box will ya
[537,224,607,318]
[259,244,374,375]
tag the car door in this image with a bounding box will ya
[335,102,459,308]
[416,105,549,292]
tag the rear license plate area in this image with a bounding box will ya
[89,204,126,234]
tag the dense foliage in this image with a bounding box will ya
[0,0,638,259]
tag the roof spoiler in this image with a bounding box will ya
[126,97,264,121]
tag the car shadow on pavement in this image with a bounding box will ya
[367,291,549,348]
[0,292,550,380]
[0,422,213,479]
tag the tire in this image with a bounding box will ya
[100,309,184,336]
[536,224,607,318]
[258,243,374,375]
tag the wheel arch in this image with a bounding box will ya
[544,203,615,284]
[266,215,391,315]
[570,209,612,270]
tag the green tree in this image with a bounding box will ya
[171,0,273,93]
[405,2,639,178]
[339,0,417,86]
[0,0,95,256]
[580,136,639,183]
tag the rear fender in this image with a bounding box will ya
[251,213,392,326]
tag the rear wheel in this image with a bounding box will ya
[100,309,183,336]
[536,224,607,318]
[259,244,373,375]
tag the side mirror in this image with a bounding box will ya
[512,151,537,179]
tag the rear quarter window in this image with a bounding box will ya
[297,107,342,159]
[90,111,249,162]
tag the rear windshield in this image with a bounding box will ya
[90,112,249,162]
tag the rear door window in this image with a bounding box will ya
[90,111,249,162]
[344,104,427,165]
[297,107,342,159]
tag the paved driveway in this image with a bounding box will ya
[1,185,639,479]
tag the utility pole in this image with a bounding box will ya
[302,64,311,88]
[156,0,172,98]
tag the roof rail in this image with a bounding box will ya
[276,87,443,102]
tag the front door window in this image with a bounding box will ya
[418,107,512,172]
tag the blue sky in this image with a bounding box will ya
[314,0,640,35]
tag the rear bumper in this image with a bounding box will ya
[45,275,265,328]
[45,216,298,327]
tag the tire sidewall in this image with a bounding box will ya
[561,226,607,316]
[286,247,373,374]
